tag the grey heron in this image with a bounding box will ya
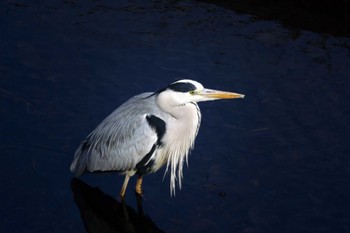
[70,79,244,197]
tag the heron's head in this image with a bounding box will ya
[157,79,244,107]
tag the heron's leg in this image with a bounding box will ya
[136,193,144,215]
[120,174,130,198]
[135,175,143,196]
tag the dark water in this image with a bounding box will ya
[1,1,350,233]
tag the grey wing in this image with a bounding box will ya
[70,93,160,176]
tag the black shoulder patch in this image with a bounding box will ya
[136,144,156,175]
[146,115,166,145]
[167,82,196,93]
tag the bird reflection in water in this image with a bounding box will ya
[70,178,165,233]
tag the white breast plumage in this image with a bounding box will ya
[157,102,201,195]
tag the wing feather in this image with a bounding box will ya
[70,93,161,176]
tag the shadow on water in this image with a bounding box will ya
[71,178,165,233]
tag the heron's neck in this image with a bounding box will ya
[156,92,196,118]
[159,100,201,143]
[157,99,194,120]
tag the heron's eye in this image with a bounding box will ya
[189,90,196,95]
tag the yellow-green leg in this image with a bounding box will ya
[135,176,143,196]
[120,174,130,198]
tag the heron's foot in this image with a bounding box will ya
[119,188,127,199]
[135,192,144,214]
[119,193,126,202]
[135,176,143,196]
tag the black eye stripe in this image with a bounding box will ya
[167,82,196,92]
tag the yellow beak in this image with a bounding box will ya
[199,88,245,99]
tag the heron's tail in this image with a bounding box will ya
[70,140,89,176]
